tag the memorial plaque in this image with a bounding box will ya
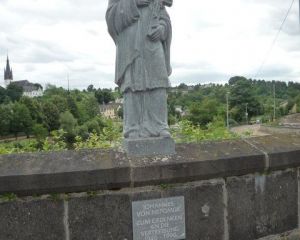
[132,196,186,240]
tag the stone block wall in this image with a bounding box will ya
[0,134,300,240]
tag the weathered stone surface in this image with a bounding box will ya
[0,199,64,240]
[124,137,175,156]
[68,192,132,240]
[227,170,298,240]
[0,135,300,196]
[258,229,300,240]
[246,134,300,170]
[68,180,224,240]
[227,175,256,240]
[165,180,225,240]
[260,125,300,136]
[106,0,173,141]
[257,229,300,240]
[0,149,130,195]
[131,140,265,187]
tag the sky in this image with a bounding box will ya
[0,0,299,89]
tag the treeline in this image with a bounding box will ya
[0,84,120,148]
[168,76,300,127]
[2,76,300,143]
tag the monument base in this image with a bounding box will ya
[123,137,176,156]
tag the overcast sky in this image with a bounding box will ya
[0,0,299,89]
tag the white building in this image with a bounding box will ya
[4,56,43,97]
[99,103,122,119]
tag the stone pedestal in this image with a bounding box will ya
[123,137,176,156]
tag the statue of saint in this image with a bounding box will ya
[106,0,173,139]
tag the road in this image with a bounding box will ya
[230,124,269,137]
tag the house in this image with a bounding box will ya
[12,80,43,98]
[3,55,43,97]
[99,103,122,119]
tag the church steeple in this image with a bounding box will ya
[4,55,13,87]
[4,55,13,80]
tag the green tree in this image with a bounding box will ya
[19,96,43,123]
[178,83,188,90]
[0,86,6,104]
[6,83,23,102]
[82,96,99,120]
[76,124,89,140]
[229,76,261,122]
[49,95,68,113]
[102,119,121,144]
[188,99,219,127]
[42,102,60,132]
[95,88,115,104]
[67,96,80,119]
[10,103,33,138]
[44,84,67,97]
[0,104,12,137]
[87,84,95,92]
[59,111,78,146]
[32,123,48,143]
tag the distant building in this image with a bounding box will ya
[4,56,13,87]
[12,80,43,98]
[99,103,122,119]
[115,98,124,104]
[3,55,43,97]
[170,85,194,95]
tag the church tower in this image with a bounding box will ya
[4,55,13,87]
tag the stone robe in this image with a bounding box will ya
[106,0,172,138]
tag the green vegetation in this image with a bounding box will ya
[1,76,300,155]
[171,119,237,143]
[0,84,121,154]
[168,76,300,126]
[0,193,17,202]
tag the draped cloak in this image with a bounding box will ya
[106,0,172,93]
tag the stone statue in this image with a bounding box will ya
[106,0,173,140]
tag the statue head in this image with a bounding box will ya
[162,0,172,7]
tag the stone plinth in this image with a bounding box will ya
[123,137,176,156]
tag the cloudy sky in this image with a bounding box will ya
[0,0,299,89]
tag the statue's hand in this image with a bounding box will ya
[135,0,150,7]
[148,25,165,42]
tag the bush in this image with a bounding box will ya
[32,124,48,141]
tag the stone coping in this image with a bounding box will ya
[0,134,299,196]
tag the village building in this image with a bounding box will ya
[3,56,43,97]
[99,103,122,119]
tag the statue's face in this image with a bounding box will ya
[163,0,172,7]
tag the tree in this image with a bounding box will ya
[6,83,23,102]
[229,77,261,122]
[0,86,6,104]
[59,111,78,146]
[42,102,60,132]
[188,99,219,127]
[95,89,115,104]
[19,96,43,123]
[76,124,89,140]
[178,83,188,90]
[102,119,121,144]
[48,95,68,113]
[67,96,80,119]
[44,84,66,97]
[0,104,12,137]
[32,124,48,142]
[83,96,99,120]
[10,103,33,138]
[87,84,95,92]
[77,95,99,124]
